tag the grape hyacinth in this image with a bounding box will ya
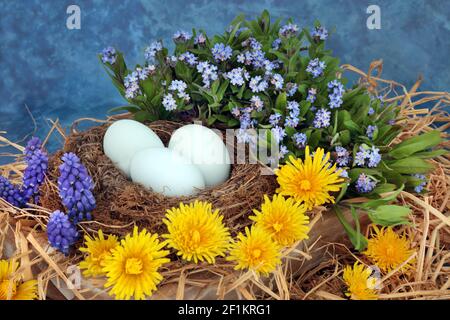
[47,210,79,255]
[335,146,351,167]
[0,176,25,208]
[306,88,317,103]
[327,80,344,109]
[355,173,377,193]
[368,107,375,116]
[22,137,48,203]
[144,41,163,61]
[313,108,331,128]
[58,153,96,223]
[413,174,427,193]
[211,43,233,62]
[101,47,117,65]
[279,23,299,37]
[173,30,192,42]
[293,132,307,148]
[306,58,326,78]
[366,125,377,140]
[311,26,328,40]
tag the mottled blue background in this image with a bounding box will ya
[0,0,449,158]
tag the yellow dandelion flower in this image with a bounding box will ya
[102,226,170,300]
[163,201,231,264]
[0,259,37,300]
[275,146,344,210]
[250,194,310,246]
[364,226,415,273]
[79,229,120,277]
[343,262,378,300]
[227,226,282,276]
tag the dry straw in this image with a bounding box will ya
[0,61,449,300]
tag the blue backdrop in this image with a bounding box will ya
[0,0,449,157]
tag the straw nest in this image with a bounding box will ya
[39,119,276,237]
[1,61,449,300]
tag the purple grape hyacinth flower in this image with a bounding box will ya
[58,153,96,223]
[47,210,79,255]
[0,176,25,208]
[22,137,48,203]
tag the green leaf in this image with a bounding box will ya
[133,110,156,122]
[217,80,229,102]
[141,79,156,98]
[275,92,287,112]
[339,130,351,145]
[371,183,397,194]
[108,105,140,114]
[387,157,434,174]
[343,119,361,134]
[207,115,217,126]
[348,168,381,182]
[413,149,448,159]
[360,185,404,209]
[227,118,240,127]
[334,206,368,251]
[388,130,442,159]
[367,205,411,226]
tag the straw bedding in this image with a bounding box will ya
[0,62,449,300]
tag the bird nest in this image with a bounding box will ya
[39,119,277,237]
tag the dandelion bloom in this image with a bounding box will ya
[364,226,415,273]
[163,201,231,264]
[227,226,282,276]
[79,229,120,277]
[343,262,378,300]
[275,146,344,210]
[102,227,170,300]
[250,194,309,246]
[0,259,37,300]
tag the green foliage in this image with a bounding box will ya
[99,10,447,251]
